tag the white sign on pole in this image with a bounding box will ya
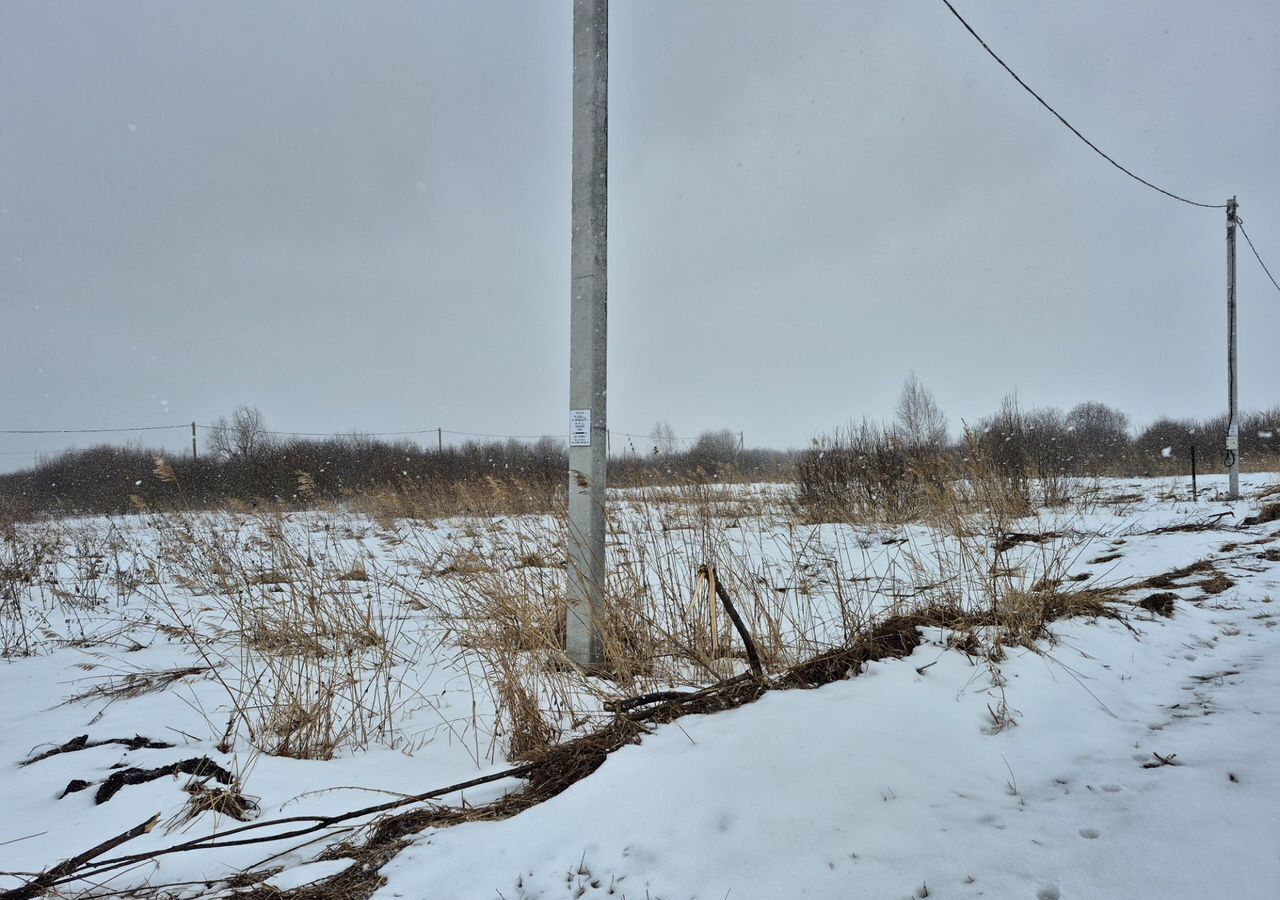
[570,409,592,447]
[1227,422,1239,451]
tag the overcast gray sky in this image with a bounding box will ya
[2,0,1279,469]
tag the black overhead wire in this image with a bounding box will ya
[0,424,186,435]
[1238,221,1280,297]
[939,0,1228,210]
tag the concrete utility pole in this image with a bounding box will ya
[191,422,198,460]
[566,0,608,669]
[1227,197,1240,500]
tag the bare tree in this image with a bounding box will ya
[687,428,739,472]
[894,372,949,449]
[1066,401,1130,474]
[649,420,677,455]
[207,405,271,461]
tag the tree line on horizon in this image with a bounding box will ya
[0,391,1275,521]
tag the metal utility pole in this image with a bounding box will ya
[566,0,608,669]
[1227,197,1240,500]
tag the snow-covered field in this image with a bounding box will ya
[2,474,1278,899]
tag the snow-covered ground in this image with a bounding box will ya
[2,474,1278,899]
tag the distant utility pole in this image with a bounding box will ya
[191,422,198,460]
[566,0,608,669]
[1227,197,1240,500]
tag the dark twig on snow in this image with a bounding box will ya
[1140,511,1232,535]
[15,763,541,897]
[9,588,1121,900]
[0,815,159,900]
[701,565,765,679]
[604,673,755,715]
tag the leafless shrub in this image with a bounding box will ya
[895,371,949,450]
[207,405,272,461]
[793,419,939,524]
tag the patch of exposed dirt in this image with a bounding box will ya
[994,532,1062,554]
[1139,593,1178,617]
[93,757,233,804]
[21,735,174,767]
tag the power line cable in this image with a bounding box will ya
[1,422,709,444]
[194,425,442,439]
[1237,221,1280,296]
[441,429,559,441]
[0,424,186,435]
[611,430,699,442]
[938,0,1227,210]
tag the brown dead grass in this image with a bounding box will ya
[233,585,1126,900]
[1200,572,1235,595]
[1142,559,1215,589]
[1255,502,1280,524]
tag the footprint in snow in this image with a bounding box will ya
[1036,887,1061,900]
[1078,827,1101,839]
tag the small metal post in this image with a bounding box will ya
[1227,197,1240,500]
[1190,444,1197,501]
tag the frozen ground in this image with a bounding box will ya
[1,474,1278,899]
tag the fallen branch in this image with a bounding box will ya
[1141,512,1232,535]
[604,673,755,715]
[994,531,1063,554]
[1142,752,1179,769]
[1,815,159,900]
[12,594,1125,900]
[700,565,765,679]
[18,763,541,896]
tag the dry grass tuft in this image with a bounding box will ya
[63,665,210,706]
[1255,502,1280,524]
[1141,559,1215,589]
[170,781,260,828]
[1200,571,1235,595]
